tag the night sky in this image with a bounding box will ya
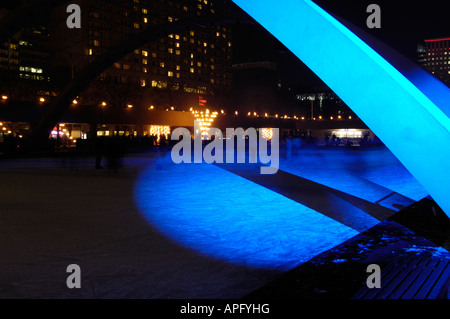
[232,0,449,91]
[2,0,448,92]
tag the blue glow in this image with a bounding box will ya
[134,156,358,270]
[279,147,428,204]
[232,0,450,217]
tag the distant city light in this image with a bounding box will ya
[1,95,7,100]
[261,128,273,140]
[128,104,134,108]
[72,99,78,104]
[330,116,334,120]
[39,97,45,102]
[101,101,107,106]
[235,111,238,115]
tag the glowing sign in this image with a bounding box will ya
[232,0,450,217]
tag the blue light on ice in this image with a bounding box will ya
[134,160,358,270]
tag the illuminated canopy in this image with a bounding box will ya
[232,0,450,217]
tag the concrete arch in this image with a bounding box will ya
[29,11,254,147]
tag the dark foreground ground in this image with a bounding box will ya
[0,151,449,300]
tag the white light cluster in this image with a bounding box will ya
[149,125,171,142]
[192,109,219,139]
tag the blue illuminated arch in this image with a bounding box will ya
[232,0,450,217]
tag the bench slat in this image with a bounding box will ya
[354,257,416,299]
[388,257,430,299]
[353,256,450,299]
[426,259,450,299]
[414,258,450,299]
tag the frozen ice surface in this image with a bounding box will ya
[279,146,429,202]
[134,160,359,271]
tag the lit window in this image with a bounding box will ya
[142,8,148,14]
[176,43,180,48]
[197,62,202,67]
[168,71,174,77]
[114,62,121,69]
[176,65,180,71]
[190,68,195,73]
[143,17,148,23]
[93,40,99,47]
[134,23,140,29]
[190,53,194,59]
[160,62,165,68]
[190,31,195,36]
[142,50,148,56]
[123,64,130,70]
[142,67,148,73]
[142,59,147,65]
[140,79,146,87]
[88,48,93,55]
[168,48,173,54]
[175,35,180,40]
[168,16,173,22]
[175,50,180,55]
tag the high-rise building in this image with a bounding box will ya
[50,0,233,110]
[0,8,51,101]
[418,37,450,87]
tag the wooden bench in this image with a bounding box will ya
[353,256,450,299]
